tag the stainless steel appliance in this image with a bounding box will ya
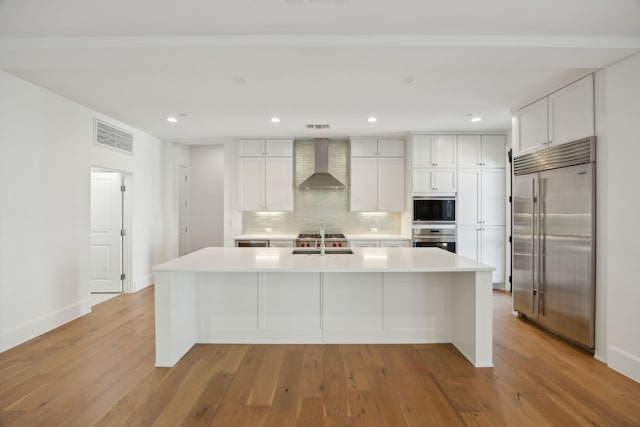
[413,196,455,224]
[512,137,595,351]
[235,240,269,247]
[296,232,347,248]
[412,227,456,253]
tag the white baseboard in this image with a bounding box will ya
[0,299,92,353]
[608,345,640,383]
[133,274,154,292]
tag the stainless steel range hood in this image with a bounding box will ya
[298,139,345,190]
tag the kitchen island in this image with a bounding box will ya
[152,247,494,368]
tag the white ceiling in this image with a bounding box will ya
[1,0,639,142]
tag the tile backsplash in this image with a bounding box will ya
[242,140,401,234]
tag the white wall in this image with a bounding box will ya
[600,53,640,382]
[0,71,164,352]
[224,140,242,247]
[162,142,190,260]
[189,145,224,250]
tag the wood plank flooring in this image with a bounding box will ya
[1,287,640,426]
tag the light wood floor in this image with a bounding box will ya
[2,287,640,426]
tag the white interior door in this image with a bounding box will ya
[178,165,189,256]
[90,171,123,293]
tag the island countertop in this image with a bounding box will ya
[152,247,495,273]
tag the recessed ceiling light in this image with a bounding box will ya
[368,116,377,123]
[470,116,482,123]
[270,117,281,123]
[167,116,178,123]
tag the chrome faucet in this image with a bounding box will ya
[320,221,325,256]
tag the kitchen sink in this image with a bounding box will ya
[291,249,354,255]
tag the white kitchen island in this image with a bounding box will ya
[152,247,494,368]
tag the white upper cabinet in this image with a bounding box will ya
[458,135,505,168]
[350,139,378,157]
[377,139,405,157]
[412,169,456,194]
[412,134,457,194]
[457,135,482,168]
[412,135,456,167]
[351,139,404,157]
[351,139,405,212]
[238,139,266,156]
[432,135,457,167]
[515,74,594,155]
[238,139,293,156]
[548,74,594,146]
[517,97,549,155]
[238,139,293,211]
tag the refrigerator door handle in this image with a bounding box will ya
[539,177,545,316]
[531,178,536,314]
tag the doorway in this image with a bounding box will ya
[90,168,131,295]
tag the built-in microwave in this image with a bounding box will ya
[412,197,455,224]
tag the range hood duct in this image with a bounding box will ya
[298,139,346,190]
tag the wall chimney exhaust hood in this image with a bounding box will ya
[298,139,346,190]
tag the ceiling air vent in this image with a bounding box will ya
[306,124,330,129]
[94,119,133,153]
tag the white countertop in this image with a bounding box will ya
[153,247,494,273]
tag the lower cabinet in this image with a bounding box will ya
[379,240,412,248]
[349,240,380,248]
[269,240,294,248]
[349,239,412,248]
[457,226,505,283]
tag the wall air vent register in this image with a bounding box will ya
[94,119,134,153]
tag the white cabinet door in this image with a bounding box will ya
[432,135,457,167]
[377,157,405,212]
[266,139,293,156]
[239,157,265,211]
[457,169,481,226]
[481,136,506,167]
[481,226,505,283]
[457,135,482,168]
[351,157,379,211]
[379,240,411,247]
[457,226,480,261]
[412,135,433,168]
[548,75,594,146]
[350,240,380,248]
[378,139,405,157]
[517,98,548,154]
[412,169,432,193]
[481,169,506,226]
[238,139,266,156]
[265,157,293,211]
[413,169,456,193]
[269,240,294,248]
[351,139,378,157]
[433,169,456,193]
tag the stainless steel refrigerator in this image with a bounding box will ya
[512,137,595,350]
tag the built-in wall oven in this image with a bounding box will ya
[413,197,455,224]
[412,227,456,253]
